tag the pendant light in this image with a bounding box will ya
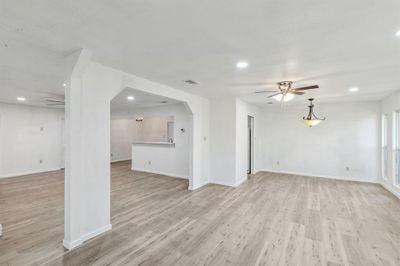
[303,98,325,127]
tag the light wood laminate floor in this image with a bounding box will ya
[1,161,400,265]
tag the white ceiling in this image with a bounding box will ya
[111,88,180,113]
[1,0,400,107]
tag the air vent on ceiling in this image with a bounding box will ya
[183,80,199,85]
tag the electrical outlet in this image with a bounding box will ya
[276,161,280,165]
[148,161,151,165]
[345,166,350,171]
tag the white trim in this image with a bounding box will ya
[380,181,400,200]
[63,238,83,250]
[132,167,188,180]
[0,168,61,179]
[63,224,112,250]
[189,180,209,191]
[209,177,247,188]
[259,169,379,184]
[111,158,131,163]
[209,179,237,187]
[80,224,112,243]
[235,177,248,187]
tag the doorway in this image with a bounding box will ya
[247,116,254,174]
[110,87,192,184]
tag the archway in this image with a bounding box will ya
[109,87,194,189]
[110,87,193,188]
[63,51,209,249]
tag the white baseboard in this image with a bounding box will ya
[63,224,112,250]
[189,180,209,191]
[208,177,247,188]
[235,177,247,187]
[111,158,131,163]
[0,168,61,179]
[63,238,83,250]
[131,167,188,180]
[379,181,400,200]
[209,179,237,187]
[258,169,379,184]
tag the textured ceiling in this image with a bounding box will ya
[1,0,400,107]
[111,88,181,113]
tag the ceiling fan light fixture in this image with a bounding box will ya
[273,93,294,102]
[303,119,322,127]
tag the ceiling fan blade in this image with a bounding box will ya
[46,102,65,105]
[267,93,281,98]
[291,91,305,95]
[255,90,278,94]
[45,99,65,103]
[292,85,319,91]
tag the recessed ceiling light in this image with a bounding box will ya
[396,29,400,37]
[127,96,135,101]
[63,83,67,87]
[236,61,249,69]
[348,87,359,92]
[17,97,26,101]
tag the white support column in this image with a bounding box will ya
[63,50,112,250]
[63,75,85,249]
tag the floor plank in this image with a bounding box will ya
[1,161,400,265]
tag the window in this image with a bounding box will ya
[394,111,400,186]
[382,114,388,179]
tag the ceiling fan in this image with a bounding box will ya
[255,81,319,102]
[45,98,65,107]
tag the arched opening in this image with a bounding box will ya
[108,87,194,229]
[63,57,208,250]
[110,87,194,189]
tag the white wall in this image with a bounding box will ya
[110,119,135,162]
[210,97,262,187]
[235,99,262,185]
[111,103,191,178]
[261,101,380,182]
[210,97,237,186]
[0,103,64,178]
[381,90,400,198]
